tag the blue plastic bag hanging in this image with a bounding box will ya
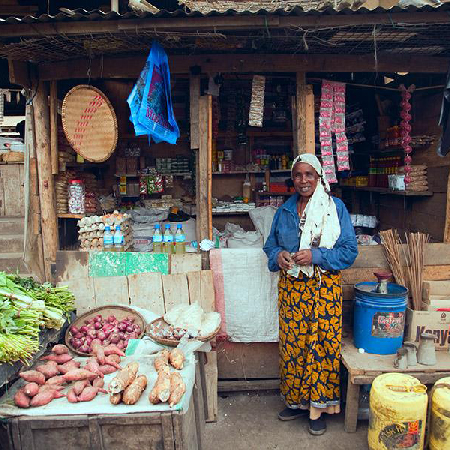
[127,41,180,144]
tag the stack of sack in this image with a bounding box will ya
[55,170,76,215]
[398,165,428,192]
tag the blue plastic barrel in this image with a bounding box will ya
[353,282,408,355]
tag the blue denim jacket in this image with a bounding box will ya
[263,193,358,272]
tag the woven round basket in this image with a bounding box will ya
[146,317,221,347]
[65,305,146,356]
[62,85,118,163]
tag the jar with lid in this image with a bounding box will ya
[68,180,85,214]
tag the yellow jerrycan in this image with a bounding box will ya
[429,377,450,450]
[368,373,427,450]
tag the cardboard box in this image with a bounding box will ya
[405,307,450,350]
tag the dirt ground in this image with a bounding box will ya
[203,392,369,450]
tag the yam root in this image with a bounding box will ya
[93,378,105,389]
[23,382,40,397]
[36,362,59,379]
[103,345,125,357]
[150,368,171,403]
[14,389,30,408]
[73,380,89,396]
[123,375,147,405]
[148,388,160,405]
[67,388,78,403]
[52,344,69,355]
[19,370,45,385]
[46,375,66,386]
[41,353,72,364]
[110,392,122,405]
[169,348,185,370]
[108,362,139,394]
[168,372,186,407]
[99,364,117,375]
[92,340,106,365]
[154,350,170,372]
[57,360,80,374]
[63,369,97,382]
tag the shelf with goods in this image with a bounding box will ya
[212,169,291,176]
[339,185,433,197]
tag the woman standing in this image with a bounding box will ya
[263,154,357,436]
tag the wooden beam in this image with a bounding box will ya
[50,81,58,175]
[296,72,306,155]
[444,171,450,243]
[39,54,449,81]
[8,59,32,89]
[2,11,450,38]
[33,81,58,280]
[305,85,315,154]
[189,76,200,150]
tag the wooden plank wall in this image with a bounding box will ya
[0,164,25,217]
[216,243,450,380]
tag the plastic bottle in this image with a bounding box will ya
[152,223,163,253]
[163,224,174,254]
[175,224,186,254]
[103,226,113,252]
[243,175,251,204]
[113,225,124,252]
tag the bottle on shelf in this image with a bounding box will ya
[152,223,163,253]
[243,175,251,203]
[103,226,113,252]
[163,224,174,254]
[175,224,186,254]
[113,225,124,252]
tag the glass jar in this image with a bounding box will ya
[68,179,85,214]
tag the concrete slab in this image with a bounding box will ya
[203,393,369,450]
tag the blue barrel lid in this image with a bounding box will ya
[354,281,408,299]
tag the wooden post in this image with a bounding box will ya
[190,75,200,150]
[444,171,450,243]
[50,80,59,175]
[296,73,315,155]
[33,81,58,280]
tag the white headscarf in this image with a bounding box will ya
[290,154,341,277]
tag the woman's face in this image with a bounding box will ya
[292,162,319,198]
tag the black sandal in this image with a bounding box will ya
[277,407,308,421]
[308,416,327,435]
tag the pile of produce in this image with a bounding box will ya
[15,342,125,408]
[0,273,75,364]
[68,314,142,354]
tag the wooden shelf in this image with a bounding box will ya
[65,162,108,169]
[213,169,290,175]
[217,130,292,138]
[256,191,294,196]
[115,173,192,178]
[58,213,84,219]
[340,186,433,196]
[212,211,251,216]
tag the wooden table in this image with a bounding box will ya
[341,338,450,433]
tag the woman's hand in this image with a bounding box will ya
[277,251,294,270]
[292,250,313,266]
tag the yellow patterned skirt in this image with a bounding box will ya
[278,268,342,413]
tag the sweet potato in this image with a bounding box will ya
[30,389,63,407]
[104,354,121,369]
[73,380,90,395]
[14,389,30,408]
[41,353,72,364]
[103,345,125,357]
[123,375,147,405]
[78,386,101,402]
[23,382,40,397]
[110,392,122,405]
[169,348,185,370]
[168,372,186,407]
[67,387,78,403]
[36,363,59,379]
[46,375,66,386]
[92,340,106,365]
[39,384,64,393]
[150,367,171,403]
[19,370,45,385]
[93,378,105,389]
[63,369,98,382]
[57,360,80,374]
[52,344,69,355]
[108,362,139,394]
[84,358,104,378]
[99,364,117,375]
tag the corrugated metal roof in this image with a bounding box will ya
[1,3,450,25]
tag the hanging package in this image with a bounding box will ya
[127,41,180,144]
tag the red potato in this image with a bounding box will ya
[19,370,45,385]
[52,344,69,355]
[36,363,59,379]
[67,387,78,403]
[46,375,66,386]
[103,345,125,357]
[14,389,30,408]
[84,358,104,378]
[73,380,90,395]
[63,369,98,382]
[57,360,80,374]
[41,353,72,364]
[93,378,105,389]
[98,365,117,375]
[30,389,64,407]
[92,340,106,365]
[23,382,40,397]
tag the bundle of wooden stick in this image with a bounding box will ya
[379,229,406,287]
